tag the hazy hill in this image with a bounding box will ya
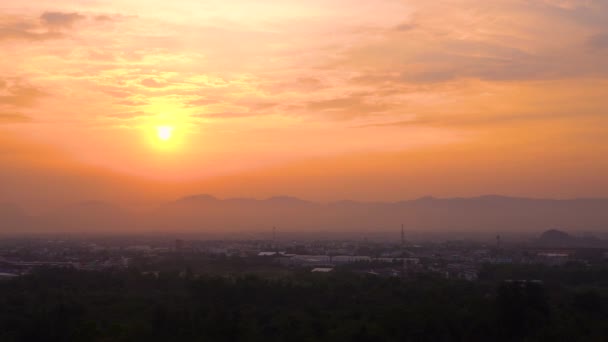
[536,229,607,248]
[16,201,134,233]
[1,195,608,234]
[146,195,608,233]
[0,203,30,234]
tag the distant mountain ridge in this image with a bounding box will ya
[1,195,608,234]
[536,229,607,248]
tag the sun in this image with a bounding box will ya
[156,126,174,141]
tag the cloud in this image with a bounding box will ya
[195,112,259,119]
[194,100,279,119]
[262,77,328,93]
[117,99,148,106]
[93,13,135,23]
[343,35,573,84]
[0,112,31,123]
[244,101,278,111]
[0,79,46,107]
[330,0,608,87]
[94,15,114,22]
[357,90,608,129]
[188,97,219,106]
[306,93,389,120]
[0,11,85,42]
[293,77,324,91]
[140,78,168,88]
[536,0,596,10]
[394,23,416,32]
[0,20,62,41]
[105,111,149,119]
[587,33,608,50]
[358,111,569,129]
[40,11,85,29]
[103,89,133,98]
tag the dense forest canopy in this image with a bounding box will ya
[1,264,607,341]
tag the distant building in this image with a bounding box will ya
[535,251,570,265]
[286,255,331,266]
[374,257,420,265]
[125,245,152,253]
[332,255,371,264]
[366,269,401,277]
[258,251,279,257]
[175,239,185,251]
[504,279,544,286]
[0,272,18,280]
[446,264,479,281]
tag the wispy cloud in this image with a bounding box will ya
[40,11,85,29]
[0,112,31,123]
[0,79,46,107]
[0,11,86,42]
[587,33,608,50]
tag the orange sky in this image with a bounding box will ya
[1,0,608,210]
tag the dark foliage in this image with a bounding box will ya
[0,265,607,341]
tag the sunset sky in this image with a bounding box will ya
[1,0,608,210]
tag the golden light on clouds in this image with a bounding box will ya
[1,0,608,204]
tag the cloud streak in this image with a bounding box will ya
[0,79,46,107]
[0,11,87,42]
[588,33,608,50]
[0,112,31,123]
[40,11,85,28]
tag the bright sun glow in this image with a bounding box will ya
[157,126,174,141]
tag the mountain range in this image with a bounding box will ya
[1,195,608,234]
